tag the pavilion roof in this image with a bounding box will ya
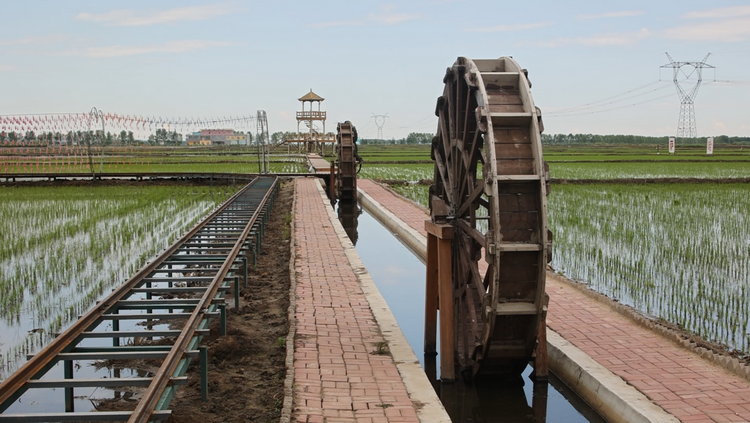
[298,89,324,102]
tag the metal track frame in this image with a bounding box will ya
[0,176,280,422]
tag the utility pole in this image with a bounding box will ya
[661,53,714,138]
[256,110,269,173]
[371,113,389,140]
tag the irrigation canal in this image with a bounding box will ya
[340,201,606,423]
[0,176,279,422]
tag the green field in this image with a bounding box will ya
[388,158,750,355]
[0,185,231,376]
[549,183,750,353]
[0,146,307,174]
[355,144,750,181]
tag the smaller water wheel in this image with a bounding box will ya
[334,121,359,201]
[428,56,552,379]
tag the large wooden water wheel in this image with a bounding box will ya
[335,121,358,201]
[429,56,551,378]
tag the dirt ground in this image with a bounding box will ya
[94,179,293,422]
[168,179,293,422]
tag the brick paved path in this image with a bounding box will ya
[292,178,420,423]
[358,179,750,423]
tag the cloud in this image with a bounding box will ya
[664,16,750,42]
[713,120,727,131]
[367,9,420,25]
[577,11,644,20]
[310,5,418,28]
[0,64,15,72]
[682,6,750,19]
[468,22,550,32]
[540,28,651,47]
[0,35,69,46]
[309,20,363,29]
[66,40,231,58]
[76,3,237,26]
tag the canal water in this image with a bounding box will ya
[338,201,607,423]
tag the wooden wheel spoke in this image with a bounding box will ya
[457,179,484,218]
[456,218,486,250]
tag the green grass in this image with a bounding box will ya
[0,185,232,375]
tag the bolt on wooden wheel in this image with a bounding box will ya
[430,56,551,378]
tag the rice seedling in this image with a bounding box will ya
[548,183,750,353]
[549,162,750,180]
[0,185,230,376]
[389,181,750,354]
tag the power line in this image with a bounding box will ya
[547,83,672,116]
[545,93,675,118]
[548,81,665,115]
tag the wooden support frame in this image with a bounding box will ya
[424,220,456,382]
[531,293,550,381]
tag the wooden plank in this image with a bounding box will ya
[488,104,524,114]
[498,228,540,243]
[495,192,539,212]
[494,302,537,315]
[496,158,535,175]
[497,211,539,231]
[424,232,438,355]
[438,237,455,381]
[493,128,531,144]
[496,243,541,252]
[533,315,549,380]
[490,114,532,127]
[425,219,453,239]
[495,142,533,160]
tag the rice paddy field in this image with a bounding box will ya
[382,143,750,357]
[356,144,750,182]
[1,141,749,375]
[0,146,307,174]
[0,185,232,377]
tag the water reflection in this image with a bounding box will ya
[336,200,361,245]
[353,208,606,423]
[425,355,547,423]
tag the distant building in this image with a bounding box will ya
[185,129,249,146]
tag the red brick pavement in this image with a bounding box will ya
[292,178,420,423]
[358,179,750,423]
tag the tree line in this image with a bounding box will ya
[0,130,141,146]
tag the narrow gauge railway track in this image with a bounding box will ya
[0,176,280,422]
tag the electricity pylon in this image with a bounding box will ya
[661,53,714,138]
[371,113,389,140]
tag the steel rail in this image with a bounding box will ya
[129,176,279,422]
[0,176,260,410]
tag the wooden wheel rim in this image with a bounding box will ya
[430,57,550,377]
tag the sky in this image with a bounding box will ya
[1,0,749,139]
